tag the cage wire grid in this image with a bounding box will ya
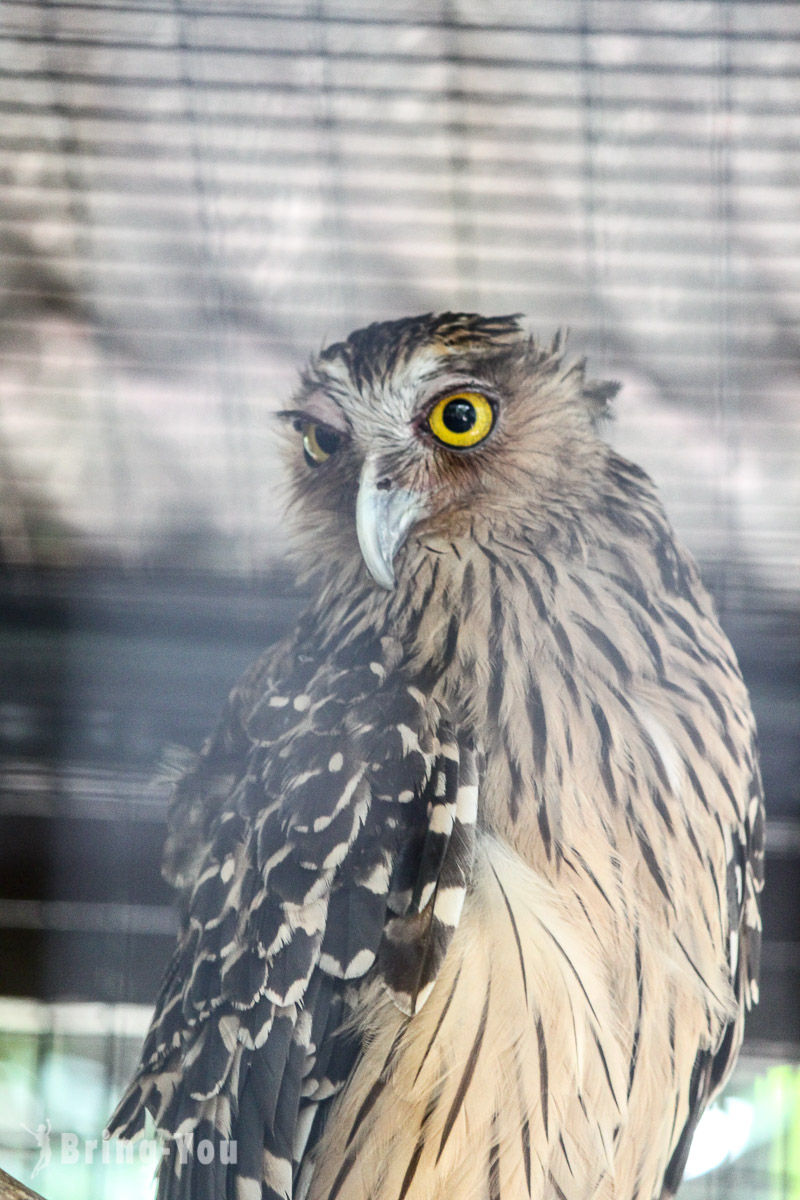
[0,2,799,1198]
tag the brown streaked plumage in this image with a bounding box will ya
[108,313,764,1200]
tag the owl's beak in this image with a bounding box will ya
[356,460,427,590]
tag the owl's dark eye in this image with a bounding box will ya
[302,422,341,466]
[426,391,494,449]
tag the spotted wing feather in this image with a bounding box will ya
[107,616,478,1200]
[379,726,479,1015]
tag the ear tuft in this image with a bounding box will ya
[549,327,566,356]
[583,377,620,424]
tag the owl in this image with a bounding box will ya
[108,313,764,1200]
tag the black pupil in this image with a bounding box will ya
[442,398,476,434]
[314,426,340,455]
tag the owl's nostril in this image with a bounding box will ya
[375,477,392,491]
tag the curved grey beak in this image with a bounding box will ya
[356,460,426,589]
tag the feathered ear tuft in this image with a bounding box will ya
[583,376,620,424]
[549,327,566,356]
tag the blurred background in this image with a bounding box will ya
[0,1,798,1196]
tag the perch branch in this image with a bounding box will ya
[0,1167,46,1200]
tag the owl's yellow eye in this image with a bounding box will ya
[302,421,341,466]
[426,391,495,449]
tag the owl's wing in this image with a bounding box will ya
[660,747,765,1197]
[107,623,478,1200]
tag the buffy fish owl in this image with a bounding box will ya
[109,312,764,1200]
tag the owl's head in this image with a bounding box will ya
[280,313,618,588]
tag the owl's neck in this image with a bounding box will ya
[303,463,740,894]
[308,510,631,712]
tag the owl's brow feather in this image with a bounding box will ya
[275,405,352,434]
